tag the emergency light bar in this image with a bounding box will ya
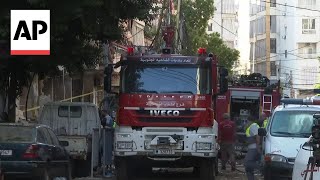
[280,98,320,105]
[198,48,206,55]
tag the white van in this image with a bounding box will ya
[259,101,320,180]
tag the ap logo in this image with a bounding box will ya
[11,10,50,55]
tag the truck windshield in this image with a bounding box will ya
[270,111,317,138]
[121,64,211,94]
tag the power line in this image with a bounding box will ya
[212,20,237,36]
[261,0,320,13]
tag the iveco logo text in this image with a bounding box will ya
[150,110,180,116]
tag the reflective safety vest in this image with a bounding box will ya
[245,123,260,145]
[263,119,268,128]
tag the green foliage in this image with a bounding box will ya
[179,0,239,71]
[0,0,157,121]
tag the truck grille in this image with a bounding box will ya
[139,117,192,123]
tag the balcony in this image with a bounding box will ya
[297,53,318,59]
[302,29,316,34]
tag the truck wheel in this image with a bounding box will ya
[200,159,215,180]
[116,159,130,180]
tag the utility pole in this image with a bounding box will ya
[221,0,223,39]
[266,0,271,78]
[175,0,181,53]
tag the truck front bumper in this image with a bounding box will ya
[114,127,219,159]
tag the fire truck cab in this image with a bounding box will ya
[105,47,228,180]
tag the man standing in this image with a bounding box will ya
[258,112,269,128]
[244,116,261,180]
[218,113,236,171]
[100,110,114,177]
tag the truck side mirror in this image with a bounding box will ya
[104,64,113,93]
[258,128,267,137]
[219,67,228,94]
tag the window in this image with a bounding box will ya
[208,23,212,31]
[302,19,316,34]
[270,16,276,33]
[46,128,60,146]
[250,20,255,38]
[256,17,266,35]
[270,38,276,53]
[303,67,318,84]
[270,0,276,7]
[37,128,52,144]
[298,0,316,7]
[255,39,266,58]
[0,126,34,143]
[270,61,277,76]
[58,106,82,118]
[250,43,254,60]
[271,111,318,137]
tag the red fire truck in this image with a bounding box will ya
[215,75,281,156]
[104,45,229,180]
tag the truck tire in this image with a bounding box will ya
[200,159,216,180]
[116,159,130,180]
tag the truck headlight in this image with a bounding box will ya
[117,141,133,149]
[196,142,212,150]
[117,134,131,138]
[265,154,287,163]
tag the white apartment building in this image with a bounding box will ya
[207,0,251,75]
[250,0,320,97]
[208,0,239,49]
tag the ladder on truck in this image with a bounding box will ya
[262,95,273,114]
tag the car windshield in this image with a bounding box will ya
[0,126,35,143]
[121,64,211,95]
[270,111,317,138]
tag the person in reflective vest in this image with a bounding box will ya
[263,118,268,128]
[244,116,261,180]
[258,112,268,128]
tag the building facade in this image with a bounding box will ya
[249,0,320,97]
[208,0,239,49]
[207,0,250,75]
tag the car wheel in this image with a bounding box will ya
[200,159,216,180]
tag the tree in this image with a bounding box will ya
[0,0,157,122]
[178,0,239,70]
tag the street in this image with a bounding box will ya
[75,163,263,180]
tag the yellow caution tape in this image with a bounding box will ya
[23,89,104,112]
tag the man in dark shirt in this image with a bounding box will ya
[218,113,236,171]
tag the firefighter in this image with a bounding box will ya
[218,113,236,171]
[244,116,261,180]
